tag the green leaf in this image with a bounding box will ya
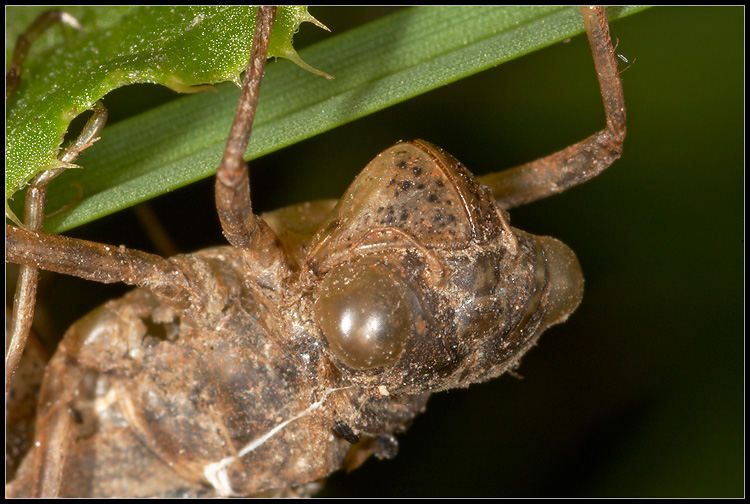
[5,5,325,224]
[6,6,647,233]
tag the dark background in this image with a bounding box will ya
[9,7,743,497]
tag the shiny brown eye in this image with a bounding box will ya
[535,236,584,327]
[313,263,413,370]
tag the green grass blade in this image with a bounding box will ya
[10,6,646,233]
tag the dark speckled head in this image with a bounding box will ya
[306,141,582,395]
[308,140,511,272]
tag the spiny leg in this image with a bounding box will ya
[6,104,108,392]
[6,225,192,301]
[6,9,82,99]
[478,6,626,210]
[214,6,279,253]
[6,8,86,392]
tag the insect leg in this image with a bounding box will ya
[6,103,107,392]
[6,9,82,99]
[214,6,279,252]
[477,6,626,210]
[6,226,190,304]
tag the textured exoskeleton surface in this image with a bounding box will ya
[7,141,582,497]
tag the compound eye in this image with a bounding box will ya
[535,236,584,327]
[314,263,413,370]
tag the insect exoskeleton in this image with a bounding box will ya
[306,140,584,395]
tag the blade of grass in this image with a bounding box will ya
[34,6,646,233]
